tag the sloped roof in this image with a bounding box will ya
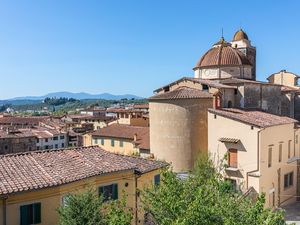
[194,44,252,69]
[149,86,213,100]
[0,146,166,195]
[92,124,149,150]
[208,108,297,128]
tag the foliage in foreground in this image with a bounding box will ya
[57,189,132,225]
[142,155,287,225]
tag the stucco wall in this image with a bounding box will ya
[208,111,260,192]
[0,169,161,225]
[259,124,298,206]
[150,98,213,172]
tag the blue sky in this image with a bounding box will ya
[0,0,299,99]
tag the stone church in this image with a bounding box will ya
[149,29,300,172]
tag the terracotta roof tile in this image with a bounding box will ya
[209,108,297,128]
[92,124,149,150]
[194,44,252,69]
[149,86,213,100]
[0,146,166,195]
[153,77,236,93]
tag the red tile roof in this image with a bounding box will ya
[0,146,166,195]
[92,124,149,150]
[153,77,236,93]
[0,116,49,125]
[208,108,297,128]
[194,44,252,69]
[149,86,213,100]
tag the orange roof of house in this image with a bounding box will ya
[0,146,166,195]
[92,124,150,150]
[149,86,213,100]
[208,108,297,128]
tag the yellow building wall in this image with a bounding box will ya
[92,137,139,155]
[259,124,298,207]
[0,169,161,225]
[208,111,260,192]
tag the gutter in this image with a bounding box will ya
[1,195,8,225]
[246,128,263,189]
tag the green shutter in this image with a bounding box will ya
[112,184,118,200]
[20,205,29,225]
[154,174,161,186]
[33,203,41,224]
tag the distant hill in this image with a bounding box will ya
[0,92,143,105]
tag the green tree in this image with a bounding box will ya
[57,189,105,225]
[57,188,133,225]
[142,155,287,225]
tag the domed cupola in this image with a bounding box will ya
[194,37,251,69]
[194,36,253,80]
[232,29,249,41]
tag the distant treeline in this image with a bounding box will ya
[44,97,79,106]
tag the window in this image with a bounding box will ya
[288,140,291,158]
[228,149,237,168]
[101,138,104,145]
[61,195,70,207]
[4,145,8,150]
[120,140,124,147]
[45,145,49,150]
[61,143,65,148]
[36,139,39,143]
[45,138,48,143]
[95,139,98,145]
[111,139,115,147]
[154,174,161,186]
[234,89,238,95]
[60,135,65,140]
[55,144,58,149]
[268,147,272,168]
[99,184,118,202]
[279,143,282,162]
[20,202,41,225]
[202,84,209,91]
[284,172,294,189]
[53,136,58,141]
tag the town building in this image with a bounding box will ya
[107,108,149,127]
[149,28,300,173]
[0,146,165,225]
[0,129,37,154]
[208,108,299,207]
[19,127,67,150]
[84,124,150,157]
[62,114,113,130]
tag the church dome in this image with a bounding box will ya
[232,29,249,41]
[194,39,252,69]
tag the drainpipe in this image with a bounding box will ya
[134,171,142,225]
[1,195,8,225]
[246,128,263,189]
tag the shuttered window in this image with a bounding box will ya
[228,149,237,168]
[279,143,282,163]
[20,202,41,225]
[99,183,118,202]
[288,140,291,158]
[154,174,161,186]
[284,172,294,189]
[268,147,272,168]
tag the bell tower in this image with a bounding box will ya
[231,29,256,80]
